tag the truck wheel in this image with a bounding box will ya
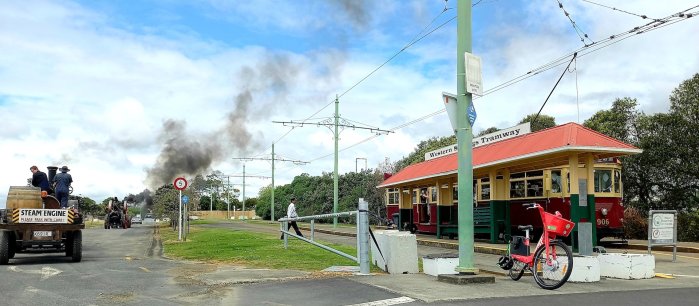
[0,230,10,265]
[9,232,16,259]
[65,233,74,257]
[71,231,82,262]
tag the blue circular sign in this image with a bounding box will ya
[182,195,189,204]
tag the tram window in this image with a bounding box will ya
[412,190,418,204]
[510,181,525,198]
[387,188,399,205]
[419,188,428,204]
[480,178,491,200]
[551,170,562,193]
[527,179,543,197]
[453,185,458,201]
[594,169,613,192]
[430,186,437,203]
[614,169,621,193]
[527,170,543,177]
[511,172,526,179]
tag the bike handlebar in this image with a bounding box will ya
[523,203,540,210]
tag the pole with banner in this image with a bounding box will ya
[174,177,188,241]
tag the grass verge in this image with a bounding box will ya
[161,225,376,272]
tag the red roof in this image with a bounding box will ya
[378,122,641,187]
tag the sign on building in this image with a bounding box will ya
[424,122,532,161]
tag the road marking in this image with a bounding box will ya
[139,267,151,273]
[9,266,63,280]
[345,296,415,306]
[667,274,699,278]
[655,273,675,279]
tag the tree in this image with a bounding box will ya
[519,114,556,132]
[394,135,456,171]
[152,184,178,219]
[584,97,640,143]
[477,126,500,136]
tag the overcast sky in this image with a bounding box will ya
[1,0,698,208]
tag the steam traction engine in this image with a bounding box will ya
[0,166,84,264]
[104,197,131,229]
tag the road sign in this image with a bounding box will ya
[468,102,477,126]
[182,195,189,205]
[173,177,188,190]
[464,52,483,96]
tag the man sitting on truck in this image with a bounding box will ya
[53,166,73,208]
[30,165,51,194]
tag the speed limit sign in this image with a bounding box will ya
[173,177,188,190]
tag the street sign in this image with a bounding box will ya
[648,210,677,262]
[173,177,188,190]
[182,195,189,205]
[443,92,477,131]
[443,92,458,132]
[464,52,483,96]
[468,102,477,126]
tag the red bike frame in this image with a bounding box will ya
[511,204,566,271]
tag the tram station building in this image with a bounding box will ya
[378,122,641,248]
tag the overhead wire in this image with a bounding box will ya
[555,0,595,46]
[581,0,659,21]
[251,3,457,158]
[300,4,698,164]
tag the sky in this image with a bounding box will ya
[1,0,698,208]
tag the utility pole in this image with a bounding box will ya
[274,96,392,227]
[214,174,246,220]
[333,96,339,228]
[233,153,307,221]
[456,0,477,274]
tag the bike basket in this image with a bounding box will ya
[542,212,575,237]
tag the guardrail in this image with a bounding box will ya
[279,198,370,275]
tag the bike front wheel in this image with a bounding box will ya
[532,240,573,290]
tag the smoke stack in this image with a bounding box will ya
[47,166,58,184]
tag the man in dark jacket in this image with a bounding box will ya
[53,166,73,208]
[30,165,51,193]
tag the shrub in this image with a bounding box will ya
[678,210,699,242]
[623,207,648,239]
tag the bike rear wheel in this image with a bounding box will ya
[509,260,526,281]
[532,240,573,290]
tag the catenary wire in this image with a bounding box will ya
[300,4,698,164]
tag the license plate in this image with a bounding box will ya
[33,231,53,237]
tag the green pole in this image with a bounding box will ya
[456,0,477,274]
[333,95,339,228]
[271,143,275,222]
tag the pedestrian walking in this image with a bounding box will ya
[281,197,304,239]
[53,165,73,208]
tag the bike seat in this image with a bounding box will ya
[518,225,533,231]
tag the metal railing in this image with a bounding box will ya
[279,198,370,275]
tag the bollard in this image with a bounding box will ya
[358,198,370,275]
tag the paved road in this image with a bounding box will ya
[4,222,699,306]
[1,225,301,305]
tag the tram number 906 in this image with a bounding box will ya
[597,218,610,226]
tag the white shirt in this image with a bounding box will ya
[287,202,298,218]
